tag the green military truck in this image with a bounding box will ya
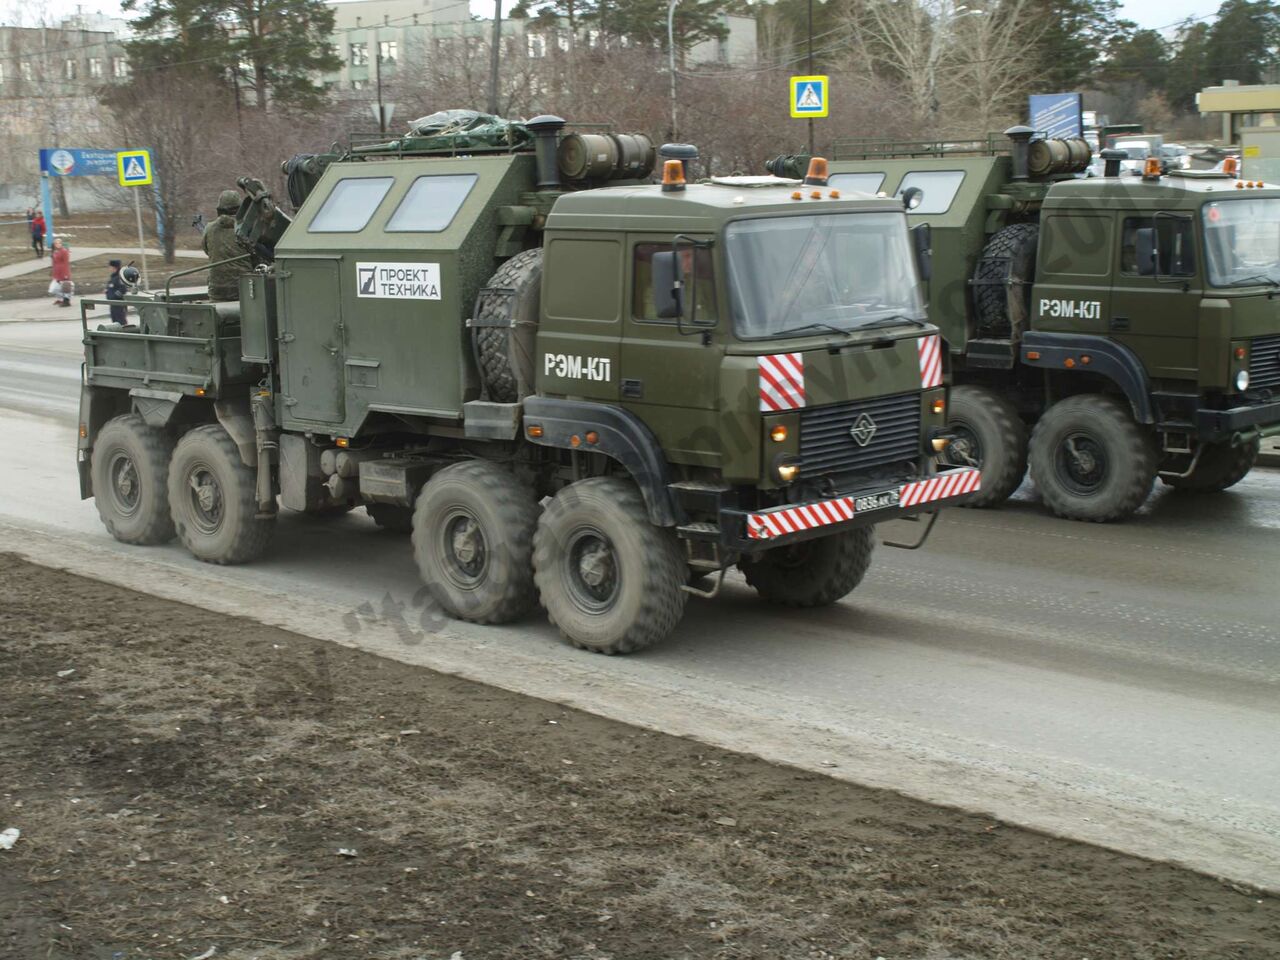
[76,113,980,654]
[768,128,1280,521]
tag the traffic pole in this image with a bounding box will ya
[132,186,149,292]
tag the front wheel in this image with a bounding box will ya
[1163,437,1260,493]
[533,478,686,655]
[91,414,176,545]
[941,384,1028,507]
[168,424,275,564]
[1028,395,1157,522]
[740,527,875,607]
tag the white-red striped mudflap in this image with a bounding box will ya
[758,353,805,411]
[917,335,943,389]
[898,466,982,507]
[746,495,856,540]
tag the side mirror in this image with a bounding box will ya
[651,250,684,319]
[911,222,932,283]
[901,186,924,211]
[1133,227,1156,276]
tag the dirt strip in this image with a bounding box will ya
[1,554,1277,960]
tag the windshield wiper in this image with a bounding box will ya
[858,315,930,330]
[772,321,851,338]
[1226,274,1280,287]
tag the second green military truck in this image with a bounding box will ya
[76,113,979,654]
[770,128,1280,521]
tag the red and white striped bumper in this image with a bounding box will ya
[745,466,981,541]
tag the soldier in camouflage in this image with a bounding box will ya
[201,189,246,301]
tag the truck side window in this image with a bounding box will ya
[307,177,394,232]
[828,172,886,196]
[385,174,478,232]
[896,170,965,214]
[633,242,717,324]
[1120,216,1195,276]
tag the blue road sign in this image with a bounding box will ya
[39,148,123,178]
[1029,93,1084,139]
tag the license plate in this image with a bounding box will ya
[854,490,900,512]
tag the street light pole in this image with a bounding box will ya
[667,0,680,141]
[488,0,502,115]
[807,0,814,154]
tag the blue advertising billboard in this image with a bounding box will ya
[38,147,126,177]
[1028,93,1084,139]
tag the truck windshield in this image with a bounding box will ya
[725,212,923,339]
[1203,198,1280,286]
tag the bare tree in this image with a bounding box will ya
[947,0,1044,135]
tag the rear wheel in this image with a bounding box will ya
[412,461,539,624]
[740,527,875,607]
[941,385,1028,507]
[168,424,275,564]
[1164,437,1260,493]
[1029,395,1157,522]
[91,414,176,545]
[534,478,686,655]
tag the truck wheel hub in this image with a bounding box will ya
[567,529,619,610]
[444,513,487,579]
[187,466,224,532]
[1058,434,1106,492]
[110,454,139,511]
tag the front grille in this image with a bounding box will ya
[1251,334,1280,391]
[799,391,921,488]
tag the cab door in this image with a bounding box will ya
[1031,213,1114,337]
[277,256,345,424]
[1109,213,1201,380]
[620,236,723,468]
[535,234,623,402]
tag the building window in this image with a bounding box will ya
[350,42,368,66]
[350,79,366,90]
[379,40,397,63]
[64,59,77,80]
[20,61,33,81]
[0,63,5,82]
[112,57,129,78]
[527,33,545,58]
[88,58,103,78]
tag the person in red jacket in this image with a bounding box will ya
[30,212,46,258]
[50,238,72,306]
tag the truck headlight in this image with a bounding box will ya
[1236,369,1250,391]
[773,455,801,483]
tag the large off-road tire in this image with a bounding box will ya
[367,503,414,533]
[533,477,686,655]
[474,248,542,402]
[1029,395,1157,522]
[740,526,875,607]
[91,413,176,545]
[412,461,539,624]
[940,384,1029,507]
[1163,437,1260,493]
[168,424,275,564]
[972,223,1038,339]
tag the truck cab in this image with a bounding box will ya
[803,131,1280,521]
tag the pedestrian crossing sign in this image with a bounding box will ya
[790,75,829,118]
[116,149,153,187]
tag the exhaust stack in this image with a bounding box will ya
[1005,125,1035,181]
[526,115,566,190]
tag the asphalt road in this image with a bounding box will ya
[3,318,1279,890]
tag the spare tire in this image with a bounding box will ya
[474,248,543,402]
[972,223,1038,340]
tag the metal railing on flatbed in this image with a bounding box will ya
[831,133,1006,161]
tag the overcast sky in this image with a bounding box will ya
[12,0,1228,36]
